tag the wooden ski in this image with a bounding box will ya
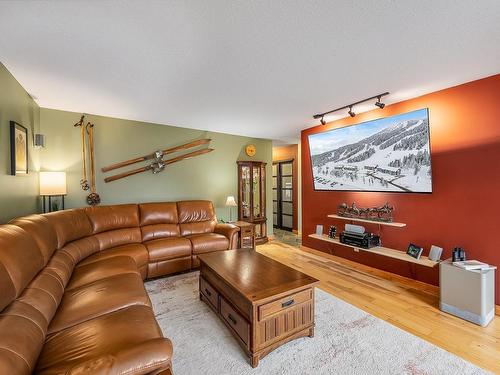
[86,123,101,205]
[74,115,90,191]
[101,138,211,172]
[104,148,214,183]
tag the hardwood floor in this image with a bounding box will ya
[257,239,500,374]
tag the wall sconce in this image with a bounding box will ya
[34,133,45,148]
[40,171,67,213]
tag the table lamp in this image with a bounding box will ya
[40,171,67,213]
[225,195,237,222]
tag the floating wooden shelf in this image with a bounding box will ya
[308,234,438,268]
[327,214,406,228]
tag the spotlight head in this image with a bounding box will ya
[348,106,356,117]
[375,96,385,109]
[320,116,326,125]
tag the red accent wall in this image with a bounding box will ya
[301,74,500,304]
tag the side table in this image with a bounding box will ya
[233,221,255,249]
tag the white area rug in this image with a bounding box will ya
[145,272,488,375]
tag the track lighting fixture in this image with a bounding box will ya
[313,92,389,122]
[375,96,385,109]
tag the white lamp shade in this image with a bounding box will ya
[225,195,237,207]
[40,172,67,196]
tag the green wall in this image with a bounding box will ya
[0,63,40,223]
[40,108,273,234]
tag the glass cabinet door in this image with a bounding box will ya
[252,165,261,218]
[260,163,266,219]
[241,165,251,219]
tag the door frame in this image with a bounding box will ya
[272,159,294,231]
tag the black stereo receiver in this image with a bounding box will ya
[339,231,381,249]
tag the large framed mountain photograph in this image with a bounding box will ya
[308,108,432,193]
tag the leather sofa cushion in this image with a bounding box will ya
[178,200,217,236]
[180,221,217,236]
[43,209,92,249]
[141,223,180,241]
[147,257,191,278]
[48,273,151,334]
[67,256,139,291]
[9,215,58,264]
[94,227,142,251]
[0,301,46,374]
[0,225,44,311]
[17,268,66,328]
[44,250,76,288]
[177,200,215,223]
[79,243,149,270]
[188,233,230,254]
[58,236,100,265]
[36,306,172,375]
[85,204,139,234]
[145,237,192,261]
[139,202,178,226]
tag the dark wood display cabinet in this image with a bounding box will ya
[237,161,268,244]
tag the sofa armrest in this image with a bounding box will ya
[214,223,240,249]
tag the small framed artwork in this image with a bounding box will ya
[10,121,29,175]
[407,243,423,260]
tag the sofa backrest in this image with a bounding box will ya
[139,202,180,241]
[43,209,93,249]
[177,200,217,236]
[9,215,58,264]
[0,225,52,374]
[85,204,142,250]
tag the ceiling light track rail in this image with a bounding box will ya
[313,92,389,124]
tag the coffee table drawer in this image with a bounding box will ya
[220,297,250,347]
[200,277,218,310]
[258,289,312,320]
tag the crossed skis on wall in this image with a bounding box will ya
[101,138,214,182]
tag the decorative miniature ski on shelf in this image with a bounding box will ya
[102,139,213,183]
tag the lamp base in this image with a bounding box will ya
[42,195,65,213]
[227,206,237,223]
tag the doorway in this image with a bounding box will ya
[272,160,294,231]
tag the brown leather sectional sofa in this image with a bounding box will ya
[0,200,239,374]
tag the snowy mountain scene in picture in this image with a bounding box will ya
[308,109,432,193]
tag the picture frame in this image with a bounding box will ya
[308,108,432,193]
[407,243,423,260]
[10,121,29,175]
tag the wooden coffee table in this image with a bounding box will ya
[198,249,319,367]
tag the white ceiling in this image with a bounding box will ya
[0,1,499,143]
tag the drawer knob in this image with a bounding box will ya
[205,288,212,296]
[282,299,294,308]
[228,313,237,325]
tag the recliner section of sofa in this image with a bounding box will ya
[0,200,238,374]
[140,202,192,278]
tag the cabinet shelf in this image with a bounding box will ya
[327,214,406,228]
[308,234,438,268]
